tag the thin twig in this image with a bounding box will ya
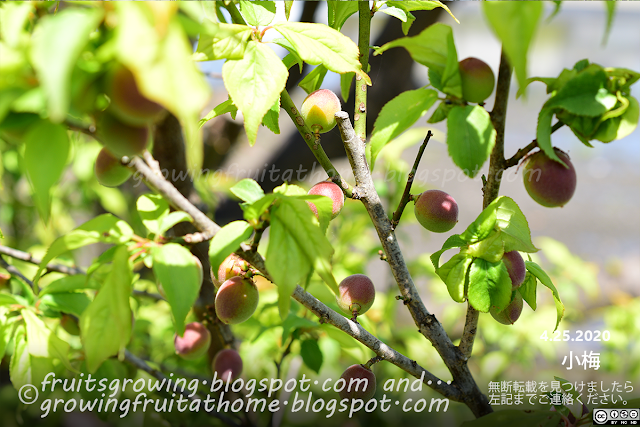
[0,245,84,276]
[391,130,433,228]
[0,256,35,289]
[504,122,564,168]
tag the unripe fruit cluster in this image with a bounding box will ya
[300,89,341,134]
[93,64,166,187]
[522,148,577,208]
[414,190,458,233]
[174,322,211,360]
[307,181,345,220]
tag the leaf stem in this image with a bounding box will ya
[224,1,247,26]
[391,130,433,228]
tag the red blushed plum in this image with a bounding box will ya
[94,148,132,187]
[414,190,458,233]
[105,64,165,126]
[174,322,211,360]
[307,181,345,220]
[336,274,375,317]
[338,364,376,401]
[490,292,524,325]
[502,251,526,290]
[95,110,149,158]
[458,57,495,104]
[523,148,577,208]
[212,349,243,382]
[300,89,341,134]
[215,277,259,324]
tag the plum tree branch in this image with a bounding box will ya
[279,90,353,198]
[128,150,462,402]
[0,255,35,290]
[391,130,433,228]
[334,111,492,417]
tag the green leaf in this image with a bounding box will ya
[199,98,239,127]
[525,261,564,331]
[267,197,337,318]
[546,64,617,117]
[34,214,134,286]
[467,258,512,313]
[299,65,328,95]
[273,22,370,84]
[379,6,407,22]
[297,194,333,233]
[340,72,354,103]
[115,2,210,173]
[519,272,537,311]
[300,339,323,374]
[427,99,453,124]
[230,179,266,204]
[0,294,22,306]
[446,105,496,177]
[38,293,91,318]
[482,1,543,93]
[282,52,303,74]
[239,1,276,26]
[603,1,616,46]
[460,203,498,243]
[157,212,193,237]
[24,121,70,222]
[535,107,564,164]
[281,313,317,343]
[430,234,467,269]
[460,409,561,427]
[22,309,75,372]
[223,41,288,146]
[30,8,103,122]
[284,1,293,21]
[208,221,253,281]
[327,1,359,31]
[195,23,252,61]
[0,2,33,48]
[465,231,504,263]
[593,95,639,143]
[262,97,281,134]
[368,88,438,169]
[9,327,32,389]
[80,246,133,373]
[152,244,202,336]
[386,1,459,25]
[242,194,277,226]
[436,254,472,303]
[493,196,538,253]
[137,194,170,236]
[39,275,97,296]
[375,23,461,97]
